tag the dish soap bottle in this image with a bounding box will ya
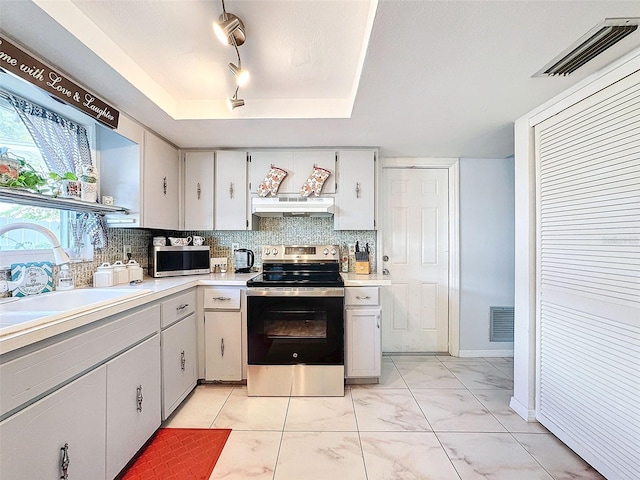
[57,265,74,291]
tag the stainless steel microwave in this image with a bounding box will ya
[150,245,211,278]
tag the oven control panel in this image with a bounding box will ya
[262,245,339,261]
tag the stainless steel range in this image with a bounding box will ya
[246,245,344,396]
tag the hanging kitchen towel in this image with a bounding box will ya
[257,165,288,196]
[300,166,331,197]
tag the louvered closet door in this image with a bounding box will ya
[535,71,640,480]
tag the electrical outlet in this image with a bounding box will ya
[348,243,356,255]
[123,245,132,259]
[231,242,239,251]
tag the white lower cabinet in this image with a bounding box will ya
[204,311,242,381]
[106,335,161,480]
[345,287,382,378]
[0,365,107,480]
[161,313,197,419]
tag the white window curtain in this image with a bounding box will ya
[7,94,92,176]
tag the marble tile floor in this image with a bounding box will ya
[163,356,605,480]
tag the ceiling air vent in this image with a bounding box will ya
[536,18,639,76]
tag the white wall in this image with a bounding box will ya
[458,157,515,355]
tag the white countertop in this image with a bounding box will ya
[0,271,390,355]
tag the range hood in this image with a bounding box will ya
[251,196,334,217]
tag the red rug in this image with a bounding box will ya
[120,428,231,480]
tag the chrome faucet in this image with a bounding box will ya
[0,222,71,294]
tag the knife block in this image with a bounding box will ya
[355,261,370,275]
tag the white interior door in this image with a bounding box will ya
[381,168,449,352]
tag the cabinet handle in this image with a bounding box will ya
[377,315,380,329]
[197,182,201,200]
[213,296,231,301]
[136,385,144,413]
[355,182,361,199]
[163,177,168,195]
[177,303,189,311]
[356,295,370,300]
[180,350,186,371]
[60,443,70,479]
[229,181,234,199]
[220,338,225,358]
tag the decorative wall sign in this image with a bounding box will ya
[11,261,54,297]
[0,34,119,128]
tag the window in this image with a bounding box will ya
[0,95,66,251]
[0,92,95,259]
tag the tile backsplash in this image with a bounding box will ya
[66,217,376,287]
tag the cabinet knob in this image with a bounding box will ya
[136,385,144,412]
[60,443,70,480]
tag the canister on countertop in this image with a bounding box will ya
[126,259,144,282]
[112,261,129,285]
[93,262,113,287]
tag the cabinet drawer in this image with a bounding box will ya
[0,304,159,418]
[345,287,379,306]
[203,287,241,310]
[161,289,197,328]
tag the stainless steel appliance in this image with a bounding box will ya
[246,244,344,396]
[149,245,210,277]
[233,248,254,273]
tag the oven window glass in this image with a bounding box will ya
[247,295,343,365]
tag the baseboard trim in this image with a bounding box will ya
[458,349,514,357]
[509,396,536,422]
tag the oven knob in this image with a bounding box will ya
[293,352,298,358]
[264,248,270,256]
[323,248,329,255]
[330,248,337,256]
[272,248,278,255]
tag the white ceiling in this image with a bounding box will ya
[2,0,640,158]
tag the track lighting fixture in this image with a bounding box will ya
[227,88,245,110]
[214,0,249,110]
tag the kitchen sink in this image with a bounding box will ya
[0,288,152,335]
[0,288,151,312]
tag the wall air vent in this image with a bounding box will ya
[489,307,514,342]
[535,18,639,77]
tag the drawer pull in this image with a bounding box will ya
[180,350,186,371]
[221,338,225,358]
[136,385,144,413]
[356,295,371,300]
[177,303,189,311]
[213,296,231,301]
[60,443,70,479]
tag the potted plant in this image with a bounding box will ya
[49,171,81,198]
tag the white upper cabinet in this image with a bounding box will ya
[334,150,376,230]
[99,115,179,229]
[143,130,180,230]
[215,151,249,230]
[184,151,215,230]
[248,150,336,196]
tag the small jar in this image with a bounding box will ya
[94,262,113,287]
[126,259,144,283]
[112,261,129,285]
[57,265,74,291]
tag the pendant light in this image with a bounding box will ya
[214,0,249,109]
